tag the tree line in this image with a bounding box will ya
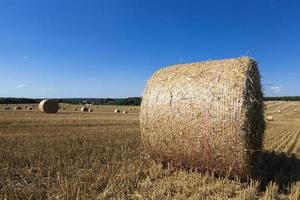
[1,96,299,105]
[0,97,142,105]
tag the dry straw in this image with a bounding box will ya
[114,109,120,113]
[88,108,93,112]
[266,116,273,121]
[123,110,128,114]
[140,57,265,178]
[38,99,59,113]
[14,106,22,110]
[81,107,88,112]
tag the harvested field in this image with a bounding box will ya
[0,102,299,199]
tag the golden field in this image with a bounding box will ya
[0,102,300,199]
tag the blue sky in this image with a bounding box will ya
[0,0,299,98]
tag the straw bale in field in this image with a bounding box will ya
[81,107,88,112]
[38,99,59,113]
[266,116,273,121]
[14,106,22,110]
[140,57,265,178]
[114,109,120,113]
[74,107,78,111]
[4,107,10,110]
[88,108,93,112]
[28,107,33,110]
[123,110,128,114]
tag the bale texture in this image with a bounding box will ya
[88,108,93,112]
[81,107,88,112]
[38,99,59,113]
[140,57,265,178]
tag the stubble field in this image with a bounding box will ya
[0,102,300,199]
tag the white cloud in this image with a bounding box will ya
[16,84,27,88]
[23,56,29,60]
[270,86,283,94]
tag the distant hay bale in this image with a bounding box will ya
[80,107,88,112]
[114,109,120,113]
[38,99,59,113]
[140,57,265,178]
[13,106,22,110]
[4,107,10,110]
[129,108,132,110]
[73,107,78,111]
[28,107,33,110]
[123,110,128,114]
[24,106,28,109]
[266,116,273,121]
[133,108,136,110]
[88,108,93,112]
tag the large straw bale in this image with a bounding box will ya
[38,99,59,113]
[140,57,265,178]
[114,109,120,113]
[266,116,273,121]
[14,106,22,110]
[81,107,88,112]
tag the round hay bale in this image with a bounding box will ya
[14,106,22,110]
[74,107,78,111]
[24,106,28,109]
[114,109,120,113]
[133,107,136,110]
[88,108,93,112]
[80,107,88,112]
[4,107,10,110]
[266,116,273,121]
[28,107,33,110]
[123,110,128,114]
[38,99,59,113]
[140,57,265,178]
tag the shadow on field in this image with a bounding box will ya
[254,151,300,192]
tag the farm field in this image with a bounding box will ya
[0,102,300,199]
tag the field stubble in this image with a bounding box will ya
[0,102,300,199]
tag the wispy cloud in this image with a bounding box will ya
[270,86,283,94]
[16,84,27,89]
[288,72,296,76]
[23,56,29,60]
